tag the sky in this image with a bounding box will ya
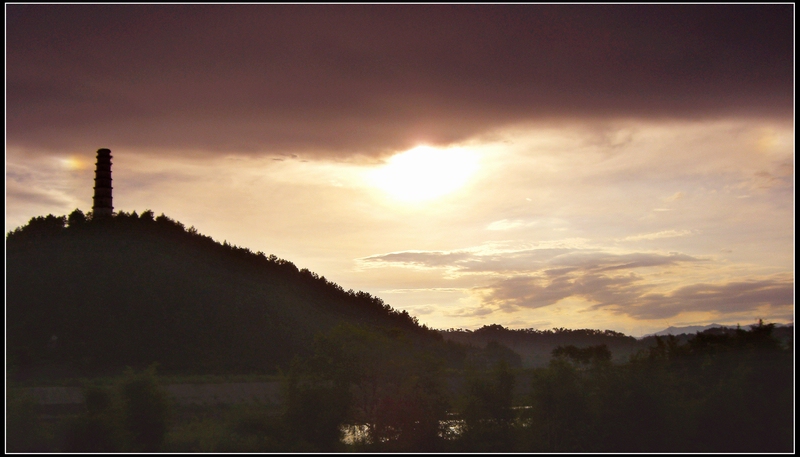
[6,4,794,336]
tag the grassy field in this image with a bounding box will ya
[8,390,290,452]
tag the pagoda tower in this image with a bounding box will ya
[92,148,114,217]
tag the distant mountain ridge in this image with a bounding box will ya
[644,322,793,338]
[645,323,727,337]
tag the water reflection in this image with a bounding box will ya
[341,407,533,444]
[340,419,465,445]
[341,424,371,445]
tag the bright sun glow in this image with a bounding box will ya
[369,145,480,202]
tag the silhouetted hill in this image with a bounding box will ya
[6,210,440,376]
[644,323,726,337]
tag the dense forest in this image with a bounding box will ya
[6,211,794,452]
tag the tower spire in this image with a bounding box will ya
[92,148,113,217]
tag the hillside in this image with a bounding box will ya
[6,210,438,376]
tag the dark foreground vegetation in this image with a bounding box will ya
[6,212,794,452]
[7,321,793,452]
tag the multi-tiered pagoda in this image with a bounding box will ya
[92,148,114,217]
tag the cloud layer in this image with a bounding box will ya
[7,4,793,157]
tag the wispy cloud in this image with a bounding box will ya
[359,251,473,270]
[407,305,437,315]
[361,246,701,276]
[621,229,693,241]
[445,306,496,318]
[362,242,792,322]
[664,192,684,202]
[378,287,467,294]
[6,180,74,208]
[486,219,533,231]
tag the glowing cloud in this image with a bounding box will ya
[59,156,89,171]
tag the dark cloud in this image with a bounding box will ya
[479,273,793,321]
[628,278,796,319]
[7,4,793,157]
[475,272,647,312]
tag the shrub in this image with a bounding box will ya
[118,364,172,451]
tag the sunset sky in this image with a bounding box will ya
[6,4,794,336]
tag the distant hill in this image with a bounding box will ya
[6,210,440,376]
[439,324,643,368]
[644,324,728,337]
[637,322,793,350]
[442,322,793,368]
[644,322,793,338]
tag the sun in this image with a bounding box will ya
[368,145,480,202]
